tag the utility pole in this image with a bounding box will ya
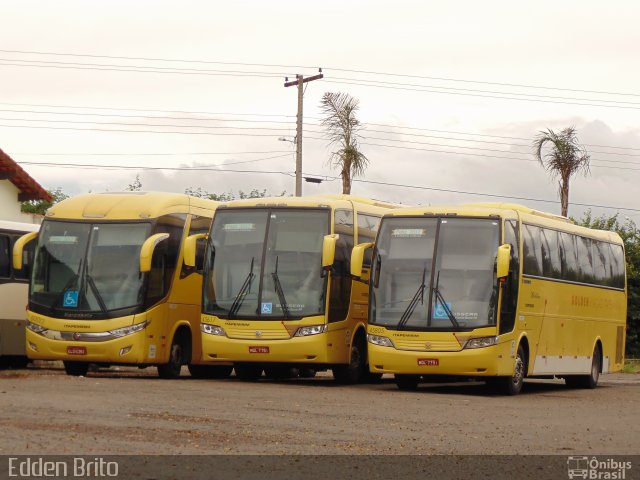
[284,70,323,196]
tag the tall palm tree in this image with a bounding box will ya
[533,127,590,217]
[319,92,369,194]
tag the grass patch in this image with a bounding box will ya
[622,359,640,374]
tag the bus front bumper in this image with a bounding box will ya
[368,342,514,376]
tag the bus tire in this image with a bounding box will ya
[332,336,366,384]
[157,336,186,379]
[235,364,263,381]
[188,364,233,379]
[298,368,317,378]
[264,366,298,379]
[64,361,89,377]
[565,345,601,389]
[495,343,526,395]
[395,374,420,391]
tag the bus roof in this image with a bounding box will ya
[383,202,623,244]
[0,219,40,233]
[45,192,219,221]
[217,194,402,211]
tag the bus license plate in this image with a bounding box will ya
[249,346,269,354]
[67,346,87,355]
[418,358,438,366]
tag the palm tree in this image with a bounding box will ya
[533,127,590,217]
[319,92,369,194]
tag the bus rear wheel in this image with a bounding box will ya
[565,345,601,389]
[395,374,420,391]
[188,364,233,379]
[64,361,89,377]
[234,364,263,381]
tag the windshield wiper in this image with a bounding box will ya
[271,256,290,319]
[271,256,291,318]
[228,257,255,318]
[85,272,108,313]
[397,267,426,329]
[432,271,460,329]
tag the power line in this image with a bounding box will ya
[11,150,291,156]
[2,48,638,98]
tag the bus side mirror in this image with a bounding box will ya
[496,243,511,279]
[322,234,339,269]
[183,233,207,268]
[140,233,170,273]
[351,242,373,280]
[12,231,39,270]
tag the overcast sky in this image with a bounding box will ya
[2,1,640,221]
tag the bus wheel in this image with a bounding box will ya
[158,338,185,379]
[264,366,298,379]
[395,374,420,391]
[566,345,601,389]
[332,337,366,384]
[64,361,89,377]
[188,364,233,379]
[235,364,263,381]
[495,344,526,395]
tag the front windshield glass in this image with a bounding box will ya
[31,220,151,315]
[371,217,500,330]
[204,208,329,319]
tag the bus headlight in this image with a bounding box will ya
[201,323,226,336]
[294,324,328,337]
[367,334,394,348]
[108,321,148,338]
[464,336,498,349]
[26,321,47,335]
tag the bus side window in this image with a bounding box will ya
[576,236,594,284]
[357,213,380,268]
[329,209,354,323]
[0,234,10,278]
[559,232,578,282]
[522,224,542,276]
[609,244,625,289]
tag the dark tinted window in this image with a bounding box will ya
[576,236,594,284]
[522,224,542,276]
[329,209,354,322]
[541,228,561,278]
[0,235,9,278]
[145,214,186,307]
[610,244,625,289]
[560,232,578,281]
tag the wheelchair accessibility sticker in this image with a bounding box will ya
[433,301,452,320]
[63,290,79,308]
[261,302,273,314]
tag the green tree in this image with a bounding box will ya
[319,92,369,194]
[20,187,69,215]
[184,187,286,201]
[576,211,640,357]
[125,174,142,191]
[533,127,590,217]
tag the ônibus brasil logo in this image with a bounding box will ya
[567,456,632,480]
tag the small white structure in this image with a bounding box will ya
[0,149,50,223]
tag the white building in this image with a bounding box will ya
[0,149,51,223]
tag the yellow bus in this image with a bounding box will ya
[0,220,39,368]
[351,203,627,394]
[188,194,398,383]
[13,192,225,378]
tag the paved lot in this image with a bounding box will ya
[1,364,639,456]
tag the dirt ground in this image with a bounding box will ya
[0,363,639,456]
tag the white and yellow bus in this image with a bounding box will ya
[351,203,626,394]
[13,192,225,378]
[188,194,398,383]
[0,220,39,368]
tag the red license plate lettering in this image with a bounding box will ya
[418,358,438,366]
[67,346,87,355]
[249,346,269,354]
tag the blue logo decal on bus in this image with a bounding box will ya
[433,301,452,320]
[63,290,79,308]
[261,302,273,314]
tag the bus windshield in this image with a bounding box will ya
[371,217,500,330]
[204,208,330,320]
[31,220,151,316]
